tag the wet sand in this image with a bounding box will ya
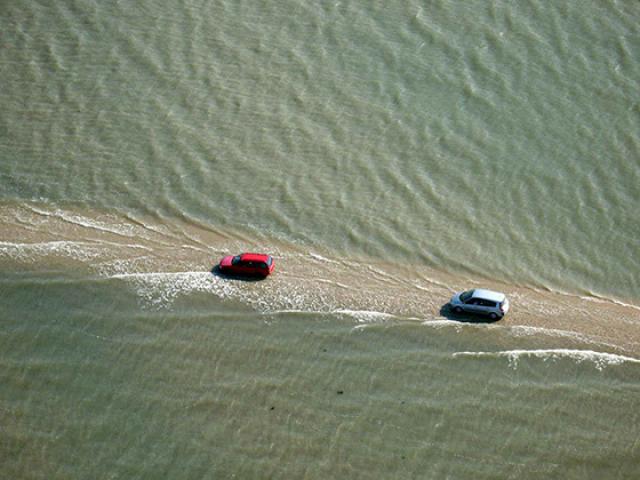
[2,203,639,355]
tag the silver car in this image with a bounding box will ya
[449,289,510,320]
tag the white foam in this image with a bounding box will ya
[580,295,640,313]
[108,270,293,311]
[506,326,625,352]
[352,324,372,331]
[527,283,640,313]
[309,252,339,264]
[100,241,152,251]
[27,206,137,237]
[421,319,462,328]
[261,308,319,316]
[110,271,227,308]
[316,278,351,289]
[0,240,104,262]
[453,349,640,371]
[335,309,395,323]
[413,277,454,291]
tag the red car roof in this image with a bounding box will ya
[239,253,271,262]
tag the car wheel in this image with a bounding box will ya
[453,306,463,314]
[489,312,498,320]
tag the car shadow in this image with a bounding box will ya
[210,265,268,282]
[439,303,501,324]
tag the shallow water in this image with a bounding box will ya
[1,1,640,477]
[3,272,640,479]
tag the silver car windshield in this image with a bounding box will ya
[460,290,474,302]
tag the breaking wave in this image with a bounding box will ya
[453,349,640,371]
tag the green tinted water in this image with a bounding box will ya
[1,1,639,477]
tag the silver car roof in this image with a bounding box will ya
[472,289,506,302]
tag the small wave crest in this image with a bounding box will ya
[453,349,640,371]
[335,309,396,323]
[26,206,138,238]
[0,240,106,262]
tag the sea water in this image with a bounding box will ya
[1,1,639,478]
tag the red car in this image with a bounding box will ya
[217,252,275,278]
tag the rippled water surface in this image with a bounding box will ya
[1,1,639,478]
